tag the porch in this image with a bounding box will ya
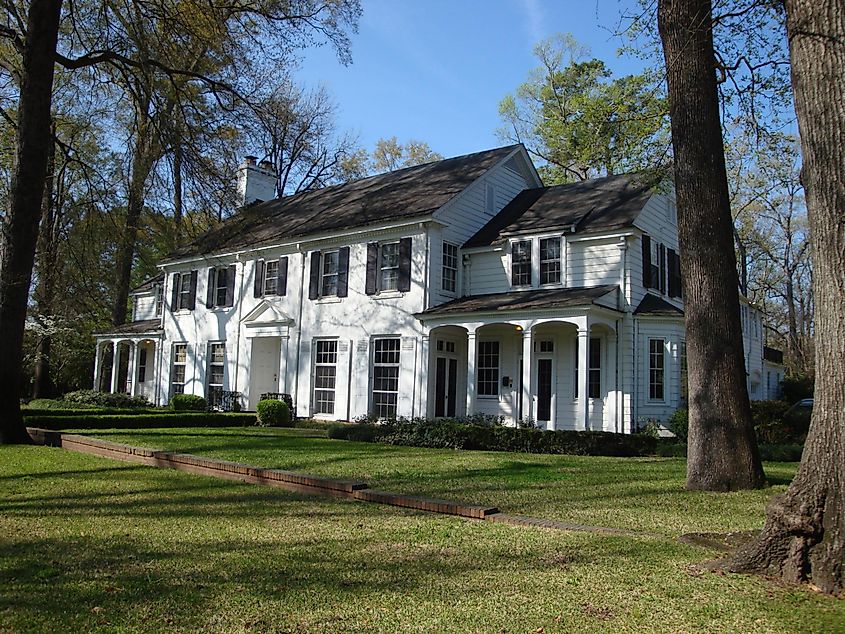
[93,319,163,403]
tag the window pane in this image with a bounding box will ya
[314,339,338,414]
[511,240,531,286]
[264,260,278,295]
[442,243,458,293]
[540,237,561,285]
[477,340,499,396]
[649,339,665,400]
[372,338,400,418]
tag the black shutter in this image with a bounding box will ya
[171,273,179,311]
[337,246,350,297]
[225,264,236,306]
[642,234,652,289]
[668,249,682,298]
[206,268,216,309]
[278,257,288,296]
[365,242,379,295]
[253,260,264,298]
[398,237,412,292]
[188,270,198,310]
[309,251,321,300]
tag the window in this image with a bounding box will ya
[372,338,400,418]
[138,348,147,383]
[171,344,187,395]
[650,240,666,293]
[511,240,531,286]
[207,343,225,406]
[436,340,456,353]
[263,260,278,296]
[649,339,665,400]
[477,340,500,396]
[538,340,554,353]
[486,183,496,215]
[539,237,561,285]
[313,340,337,415]
[155,284,163,316]
[379,242,400,292]
[177,273,192,310]
[442,242,458,293]
[321,250,339,297]
[574,338,602,399]
[211,267,227,307]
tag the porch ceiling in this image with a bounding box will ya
[416,285,620,320]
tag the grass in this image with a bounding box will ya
[88,426,797,537]
[2,444,843,633]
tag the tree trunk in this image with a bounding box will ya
[32,125,58,400]
[111,101,155,326]
[657,0,765,490]
[0,0,63,444]
[731,0,845,594]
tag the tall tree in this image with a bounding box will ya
[657,0,765,490]
[498,33,669,184]
[731,0,844,595]
[0,0,62,443]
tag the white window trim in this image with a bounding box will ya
[320,249,340,298]
[171,343,188,397]
[441,241,459,295]
[313,339,338,416]
[371,337,401,418]
[648,338,666,402]
[476,339,500,398]
[509,239,532,288]
[377,240,400,294]
[538,235,563,286]
[263,259,279,296]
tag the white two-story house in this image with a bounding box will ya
[93,144,770,431]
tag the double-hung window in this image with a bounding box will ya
[511,240,532,286]
[477,341,500,396]
[574,338,602,399]
[321,250,340,297]
[372,338,400,418]
[442,242,458,293]
[379,242,400,292]
[649,339,665,400]
[155,284,163,316]
[263,260,278,296]
[214,268,229,307]
[539,237,561,285]
[650,240,666,293]
[313,340,337,415]
[207,343,225,406]
[177,273,193,310]
[138,348,147,383]
[171,344,187,395]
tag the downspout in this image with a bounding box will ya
[293,248,307,417]
[232,255,246,406]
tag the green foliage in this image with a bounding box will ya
[170,394,208,411]
[256,399,292,427]
[62,390,150,409]
[780,375,814,402]
[667,408,688,443]
[498,34,669,183]
[328,418,657,457]
[21,412,256,430]
[25,398,99,410]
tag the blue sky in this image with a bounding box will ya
[294,0,649,159]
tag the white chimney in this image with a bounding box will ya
[237,155,277,205]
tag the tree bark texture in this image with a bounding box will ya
[731,0,845,594]
[658,0,766,490]
[0,0,62,443]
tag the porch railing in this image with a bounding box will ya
[208,389,243,412]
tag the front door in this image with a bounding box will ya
[248,337,281,410]
[536,358,553,423]
[434,356,458,417]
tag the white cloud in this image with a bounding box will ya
[519,0,546,46]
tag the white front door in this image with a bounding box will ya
[248,337,281,410]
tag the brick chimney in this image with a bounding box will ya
[237,156,277,205]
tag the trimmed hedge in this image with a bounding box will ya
[23,412,257,430]
[61,390,150,409]
[23,406,169,417]
[170,394,208,411]
[256,399,292,427]
[327,419,657,457]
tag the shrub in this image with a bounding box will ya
[667,408,688,443]
[22,412,257,430]
[781,375,814,403]
[256,399,292,427]
[62,389,150,409]
[170,394,207,411]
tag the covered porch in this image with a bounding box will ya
[93,320,163,403]
[417,286,628,432]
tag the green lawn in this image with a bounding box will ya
[2,444,843,633]
[89,426,797,537]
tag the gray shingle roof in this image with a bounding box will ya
[464,172,660,249]
[163,145,523,262]
[95,319,163,337]
[417,285,619,319]
[633,293,684,317]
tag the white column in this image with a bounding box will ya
[607,331,618,433]
[127,342,139,396]
[93,341,103,391]
[279,336,289,393]
[465,330,477,416]
[577,327,590,431]
[418,334,430,418]
[521,328,533,424]
[110,341,121,394]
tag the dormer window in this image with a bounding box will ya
[539,237,561,285]
[511,240,532,287]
